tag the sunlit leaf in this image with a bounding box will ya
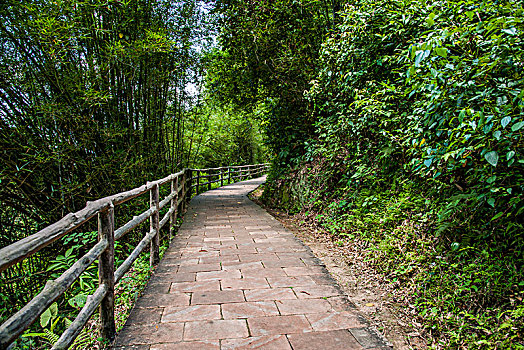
[484,151,498,167]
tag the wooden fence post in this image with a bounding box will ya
[98,204,115,343]
[185,169,190,210]
[170,177,178,242]
[208,170,212,191]
[228,167,231,184]
[150,184,160,266]
[220,168,224,187]
[197,170,201,194]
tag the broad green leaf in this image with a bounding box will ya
[451,242,460,251]
[65,247,74,258]
[491,212,504,221]
[414,50,424,66]
[435,47,447,58]
[487,198,495,207]
[501,116,511,128]
[50,302,58,317]
[511,121,524,131]
[40,308,51,328]
[486,175,496,184]
[502,27,517,35]
[507,151,515,160]
[424,158,432,167]
[484,151,498,167]
[68,294,87,308]
[493,130,501,140]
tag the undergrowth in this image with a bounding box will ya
[262,164,524,349]
[9,233,167,349]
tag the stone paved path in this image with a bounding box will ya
[113,177,391,350]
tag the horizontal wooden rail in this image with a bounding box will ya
[0,163,269,349]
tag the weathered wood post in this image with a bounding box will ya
[196,170,201,194]
[220,168,224,187]
[183,169,190,212]
[228,166,232,184]
[98,203,115,342]
[170,176,178,242]
[150,184,160,266]
[208,169,212,191]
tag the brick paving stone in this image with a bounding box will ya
[349,328,387,348]
[114,323,184,346]
[275,298,332,315]
[168,258,199,266]
[112,345,149,350]
[150,341,219,350]
[283,266,325,276]
[221,335,292,350]
[220,247,258,255]
[135,293,190,308]
[244,288,297,301]
[266,276,317,288]
[170,280,221,293]
[184,320,249,340]
[112,177,390,349]
[262,258,306,268]
[191,290,245,305]
[168,272,196,283]
[125,308,163,325]
[287,329,363,350]
[327,296,357,311]
[196,269,242,281]
[242,267,287,279]
[237,253,278,262]
[294,284,342,299]
[247,315,312,336]
[162,305,221,322]
[143,281,171,294]
[306,312,362,331]
[154,264,179,274]
[222,301,279,319]
[221,277,270,290]
[308,273,336,285]
[177,263,221,274]
[199,256,240,264]
[221,261,264,271]
[245,225,272,230]
[182,251,219,258]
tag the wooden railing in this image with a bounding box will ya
[0,163,269,349]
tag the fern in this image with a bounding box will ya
[43,329,59,344]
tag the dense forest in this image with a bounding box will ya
[1,0,523,348]
[0,0,265,348]
[211,0,523,348]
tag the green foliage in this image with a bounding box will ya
[183,99,267,168]
[263,0,524,345]
[209,0,345,165]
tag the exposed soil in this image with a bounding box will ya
[250,185,428,350]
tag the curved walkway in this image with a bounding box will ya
[113,177,391,350]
